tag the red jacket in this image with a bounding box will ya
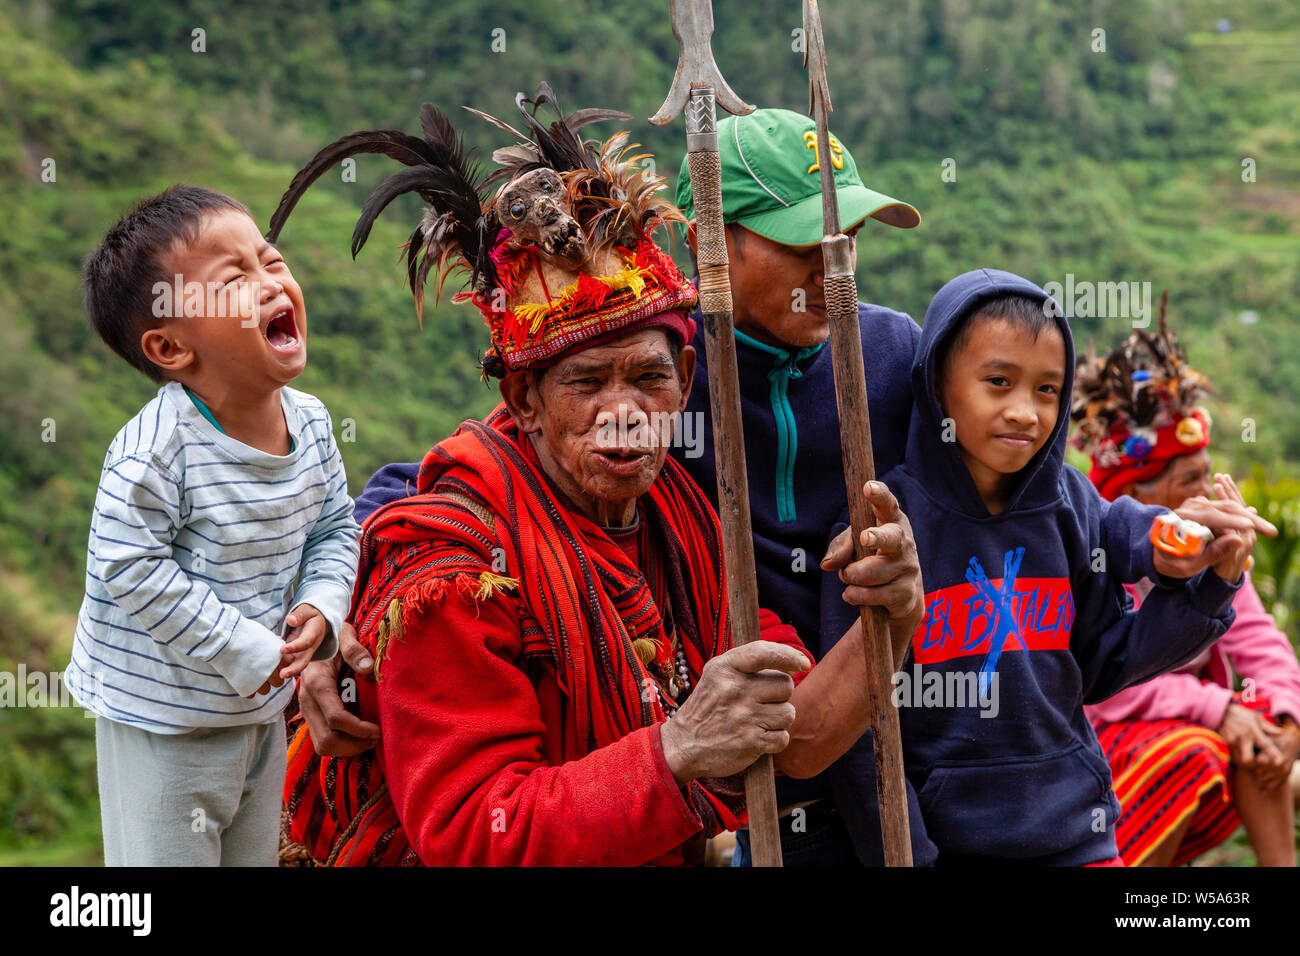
[346,408,809,865]
[364,587,803,865]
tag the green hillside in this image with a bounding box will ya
[1,0,1298,863]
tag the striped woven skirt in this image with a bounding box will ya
[1094,693,1270,866]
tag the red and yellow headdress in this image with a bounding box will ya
[266,83,697,375]
[1070,292,1213,501]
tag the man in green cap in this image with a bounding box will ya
[670,107,937,866]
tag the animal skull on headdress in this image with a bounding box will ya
[494,168,587,269]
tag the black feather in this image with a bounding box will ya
[405,223,425,298]
[562,107,632,131]
[514,84,594,173]
[268,104,500,307]
[352,166,445,258]
[266,130,440,242]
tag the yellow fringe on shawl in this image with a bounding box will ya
[511,262,654,334]
[472,571,520,601]
[371,572,521,679]
[373,598,404,682]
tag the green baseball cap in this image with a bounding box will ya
[675,108,919,246]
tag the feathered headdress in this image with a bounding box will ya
[266,83,697,374]
[1071,291,1214,500]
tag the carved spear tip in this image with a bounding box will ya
[649,0,754,125]
[802,0,833,116]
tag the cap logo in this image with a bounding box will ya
[802,131,844,174]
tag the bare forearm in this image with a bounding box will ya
[775,617,874,779]
[773,594,919,779]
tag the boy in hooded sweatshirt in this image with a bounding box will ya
[826,268,1272,865]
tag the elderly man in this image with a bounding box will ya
[309,106,935,867]
[298,105,1197,867]
[280,99,925,865]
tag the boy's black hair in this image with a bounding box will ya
[83,184,252,383]
[936,293,1056,381]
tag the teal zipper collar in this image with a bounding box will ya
[733,328,825,365]
[734,329,824,523]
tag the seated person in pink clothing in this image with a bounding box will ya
[1073,310,1300,867]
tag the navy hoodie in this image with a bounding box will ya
[671,303,939,866]
[824,269,1240,865]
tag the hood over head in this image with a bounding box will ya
[906,268,1074,517]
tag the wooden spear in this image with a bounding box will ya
[803,0,913,866]
[649,0,783,867]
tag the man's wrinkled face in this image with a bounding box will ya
[503,327,696,523]
[720,222,859,350]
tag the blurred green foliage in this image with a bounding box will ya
[1240,468,1300,644]
[1,0,1297,861]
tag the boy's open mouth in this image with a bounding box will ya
[263,306,299,352]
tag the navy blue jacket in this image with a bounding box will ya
[671,303,939,866]
[827,269,1239,865]
[355,461,419,524]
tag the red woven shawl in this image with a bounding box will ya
[285,404,738,865]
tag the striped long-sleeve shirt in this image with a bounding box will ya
[65,382,360,733]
